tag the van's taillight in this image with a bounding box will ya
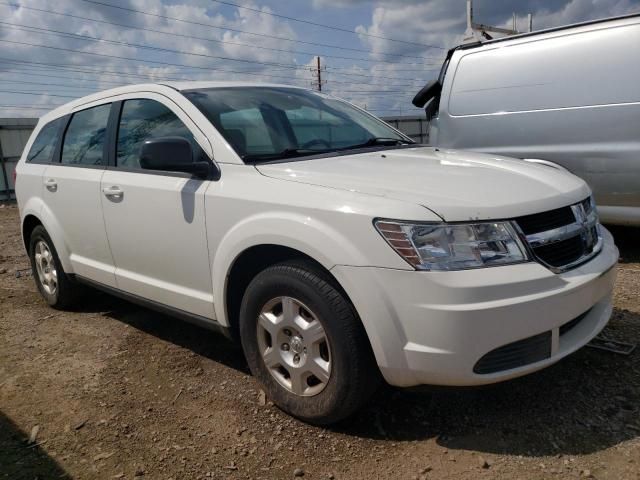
[12,168,17,186]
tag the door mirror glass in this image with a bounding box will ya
[140,137,210,177]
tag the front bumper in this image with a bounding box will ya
[331,227,618,387]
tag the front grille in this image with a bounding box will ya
[516,206,576,235]
[474,331,552,374]
[534,235,585,268]
[515,197,602,272]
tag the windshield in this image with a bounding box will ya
[182,87,411,162]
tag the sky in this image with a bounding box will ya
[0,0,638,118]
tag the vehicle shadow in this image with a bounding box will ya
[0,411,70,478]
[71,290,250,375]
[73,285,639,457]
[340,306,640,456]
[64,225,639,458]
[607,224,640,263]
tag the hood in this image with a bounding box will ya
[256,147,590,221]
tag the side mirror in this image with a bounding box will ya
[412,79,442,108]
[140,137,212,178]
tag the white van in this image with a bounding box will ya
[413,14,640,226]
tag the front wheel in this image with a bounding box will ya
[239,261,380,425]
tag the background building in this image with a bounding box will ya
[0,117,37,200]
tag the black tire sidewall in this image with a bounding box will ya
[239,263,373,424]
[29,226,61,306]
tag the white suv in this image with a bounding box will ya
[16,82,618,424]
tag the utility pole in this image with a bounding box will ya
[463,0,533,44]
[311,56,326,92]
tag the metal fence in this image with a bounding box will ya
[0,118,37,200]
[0,115,427,200]
[381,115,429,144]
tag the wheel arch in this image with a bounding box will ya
[20,202,73,273]
[21,214,43,252]
[222,244,356,340]
[211,212,373,326]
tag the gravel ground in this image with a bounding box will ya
[1,202,639,480]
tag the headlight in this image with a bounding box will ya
[374,220,528,271]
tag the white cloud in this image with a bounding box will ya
[0,0,304,116]
[1,0,639,117]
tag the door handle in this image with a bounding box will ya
[44,178,57,190]
[102,186,123,198]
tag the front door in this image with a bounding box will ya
[100,98,214,318]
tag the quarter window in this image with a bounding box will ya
[117,99,197,169]
[61,104,111,166]
[26,118,63,164]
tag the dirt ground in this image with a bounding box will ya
[0,202,639,480]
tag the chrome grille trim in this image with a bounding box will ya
[514,196,603,273]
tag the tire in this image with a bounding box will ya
[28,225,77,309]
[239,260,381,425]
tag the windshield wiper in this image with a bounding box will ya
[243,148,329,163]
[243,138,415,163]
[339,137,415,151]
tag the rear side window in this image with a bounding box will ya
[116,99,196,169]
[61,104,111,166]
[26,118,63,164]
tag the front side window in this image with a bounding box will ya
[27,118,63,164]
[183,87,411,162]
[117,99,197,169]
[61,104,111,166]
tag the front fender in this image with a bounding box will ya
[211,211,375,326]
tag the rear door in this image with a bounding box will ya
[41,103,116,287]
[16,117,65,213]
[100,96,214,318]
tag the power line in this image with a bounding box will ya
[0,22,426,85]
[5,60,425,91]
[0,58,300,84]
[0,2,444,66]
[0,60,190,83]
[0,104,62,109]
[78,0,445,60]
[0,22,314,72]
[5,59,418,92]
[211,0,446,50]
[0,89,77,98]
[0,78,99,91]
[0,20,432,83]
[0,40,310,84]
[0,38,421,88]
[0,66,129,86]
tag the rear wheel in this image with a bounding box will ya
[28,225,77,308]
[239,260,380,425]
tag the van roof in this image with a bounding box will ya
[457,11,640,52]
